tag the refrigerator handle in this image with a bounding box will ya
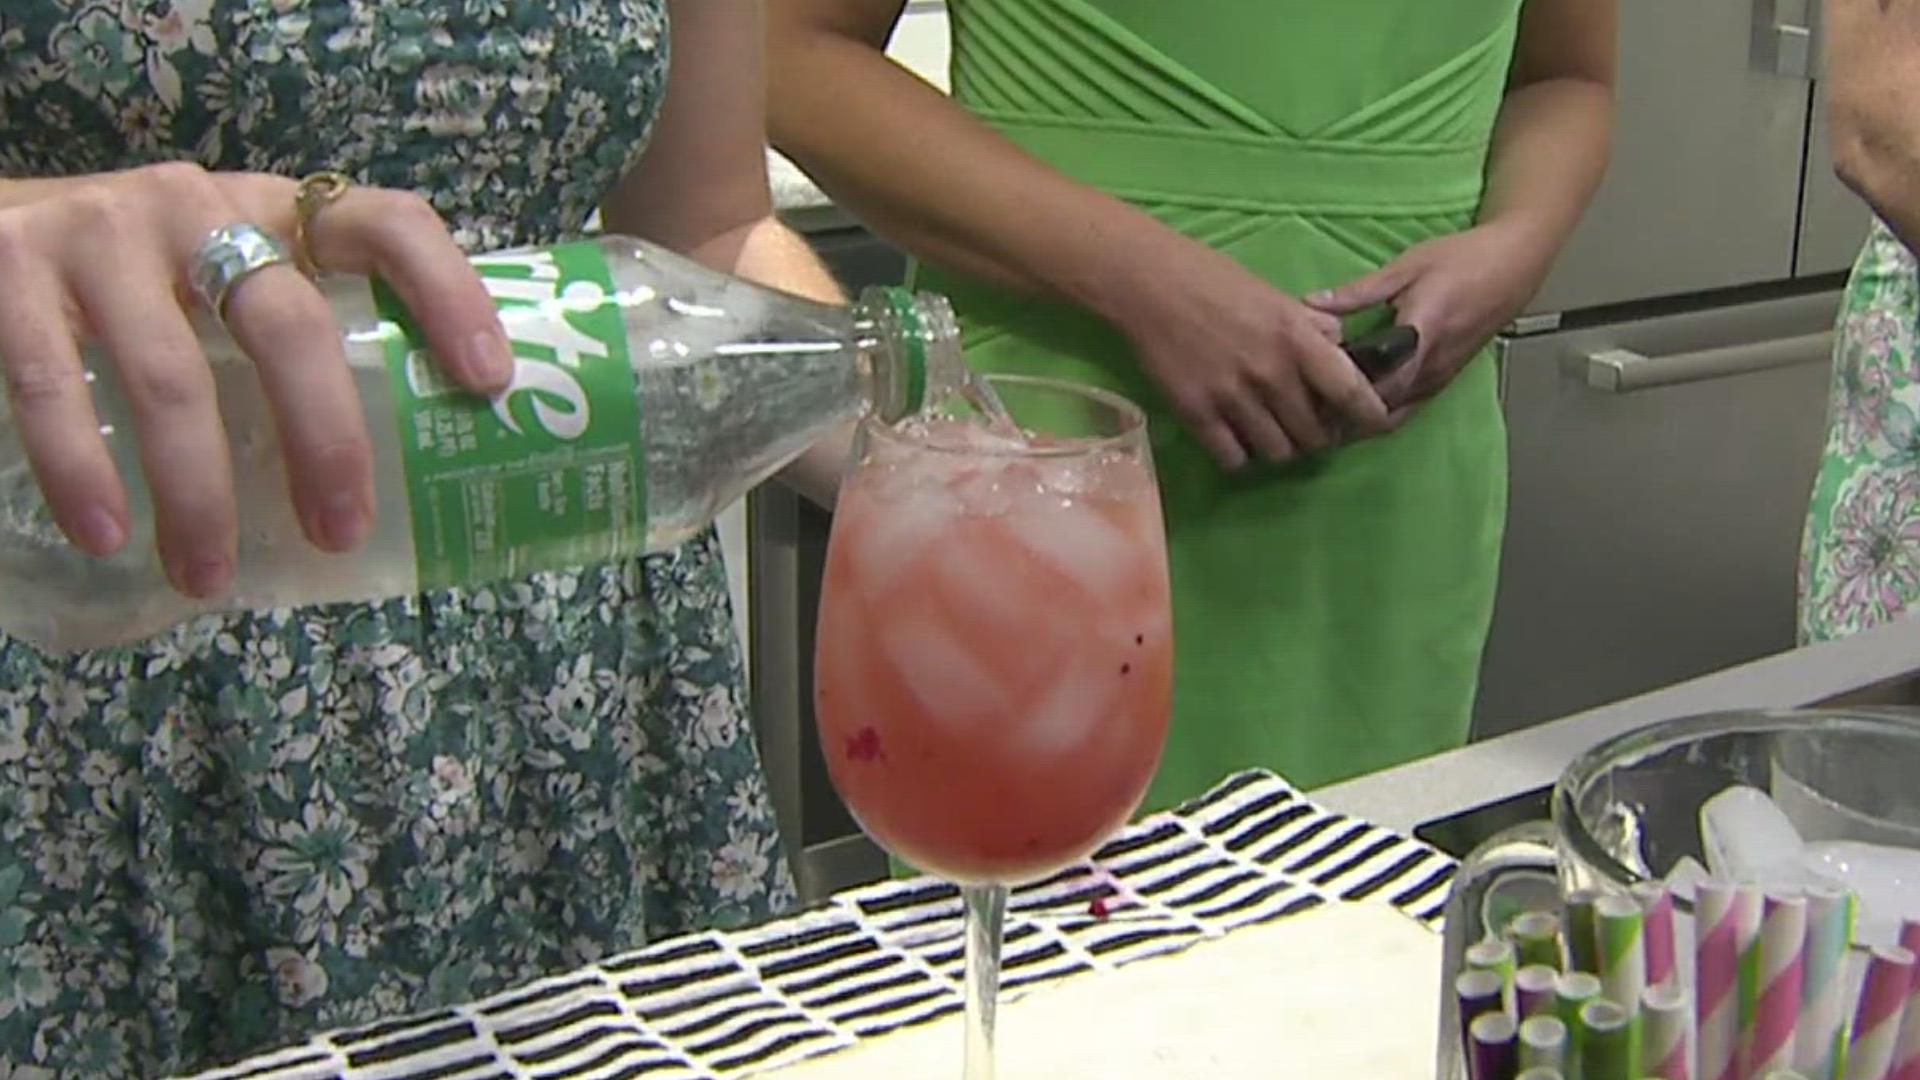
[1760,0,1817,79]
[1584,331,1833,393]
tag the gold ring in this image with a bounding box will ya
[292,171,353,276]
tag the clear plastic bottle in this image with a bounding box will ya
[0,234,964,652]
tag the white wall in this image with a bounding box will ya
[890,1,953,90]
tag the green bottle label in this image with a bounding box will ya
[372,241,643,592]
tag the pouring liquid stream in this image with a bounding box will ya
[959,369,1023,437]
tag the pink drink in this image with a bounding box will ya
[815,417,1172,885]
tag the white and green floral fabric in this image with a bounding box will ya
[1802,218,1920,644]
[0,2,796,1076]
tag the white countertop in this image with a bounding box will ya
[1310,613,1920,831]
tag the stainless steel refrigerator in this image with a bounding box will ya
[1475,0,1868,734]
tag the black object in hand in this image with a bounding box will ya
[1344,325,1419,382]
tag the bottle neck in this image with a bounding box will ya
[853,287,962,423]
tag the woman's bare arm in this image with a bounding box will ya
[602,0,849,506]
[1826,0,1920,250]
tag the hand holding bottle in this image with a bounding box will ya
[0,163,509,599]
[0,222,960,653]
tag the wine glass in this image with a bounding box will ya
[813,373,1172,1079]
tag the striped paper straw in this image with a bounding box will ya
[1563,971,1606,1077]
[1643,983,1694,1080]
[1750,892,1809,1077]
[1599,893,1649,1012]
[1636,883,1679,993]
[1584,999,1640,1080]
[1900,913,1920,1080]
[1886,953,1920,1080]
[1474,935,1520,976]
[1463,968,1508,1050]
[1476,1012,1521,1080]
[1524,1015,1571,1073]
[1905,918,1920,1073]
[1520,966,1563,1019]
[1513,911,1567,971]
[1568,888,1603,973]
[1475,936,1521,1007]
[1795,886,1858,1080]
[1697,882,1744,1080]
[1735,884,1765,1080]
[1845,947,1917,1080]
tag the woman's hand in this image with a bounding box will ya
[1116,240,1389,470]
[1308,0,1612,427]
[1308,221,1555,419]
[0,162,510,599]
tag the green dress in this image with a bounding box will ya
[917,0,1517,803]
[0,3,795,1076]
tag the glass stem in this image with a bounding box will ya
[962,883,1007,1080]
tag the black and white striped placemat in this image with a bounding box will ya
[185,770,1455,1080]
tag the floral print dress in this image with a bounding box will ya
[1801,218,1920,642]
[0,2,796,1076]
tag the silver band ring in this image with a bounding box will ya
[189,223,290,317]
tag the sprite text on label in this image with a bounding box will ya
[375,242,644,591]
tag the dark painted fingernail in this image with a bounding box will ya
[76,507,126,556]
[320,490,370,551]
[466,328,514,388]
[184,555,231,598]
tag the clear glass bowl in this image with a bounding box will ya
[1555,707,1920,894]
[1436,708,1920,1079]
